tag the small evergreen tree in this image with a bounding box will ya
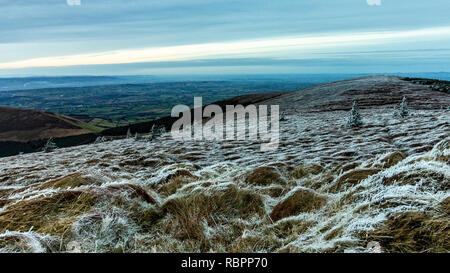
[144,134,153,141]
[94,136,107,144]
[150,124,156,135]
[134,132,142,140]
[346,101,363,128]
[399,96,409,118]
[392,105,400,118]
[151,124,164,138]
[158,126,166,135]
[43,138,58,153]
[393,96,409,118]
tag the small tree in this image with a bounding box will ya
[151,124,158,135]
[151,124,165,138]
[134,132,142,141]
[346,101,363,128]
[158,126,166,135]
[94,136,107,144]
[43,138,58,153]
[393,96,409,118]
[399,96,409,118]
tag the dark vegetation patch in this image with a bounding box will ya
[402,77,450,94]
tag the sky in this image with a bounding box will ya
[0,0,449,76]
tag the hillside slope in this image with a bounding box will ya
[0,106,100,143]
[0,76,448,253]
[263,75,449,111]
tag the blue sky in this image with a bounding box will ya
[0,0,449,76]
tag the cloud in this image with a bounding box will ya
[1,0,449,75]
[0,26,449,69]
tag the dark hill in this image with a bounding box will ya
[0,106,100,142]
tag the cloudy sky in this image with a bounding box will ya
[0,0,449,76]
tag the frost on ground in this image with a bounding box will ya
[0,76,448,253]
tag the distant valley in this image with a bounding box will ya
[0,81,313,127]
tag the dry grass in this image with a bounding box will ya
[440,197,450,215]
[366,211,450,253]
[245,167,285,186]
[160,183,265,250]
[331,168,381,192]
[40,174,100,189]
[380,151,406,168]
[291,164,324,179]
[159,169,199,184]
[106,184,156,204]
[271,218,316,239]
[432,139,449,164]
[129,205,162,231]
[381,169,448,190]
[256,185,288,198]
[0,232,58,253]
[335,162,360,174]
[270,188,328,221]
[0,235,28,252]
[158,176,197,196]
[0,189,14,199]
[0,190,97,235]
[0,199,14,209]
[230,233,281,253]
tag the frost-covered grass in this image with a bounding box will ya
[0,105,448,253]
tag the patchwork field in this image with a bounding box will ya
[0,81,311,127]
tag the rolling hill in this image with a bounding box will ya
[0,75,448,253]
[0,106,101,143]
